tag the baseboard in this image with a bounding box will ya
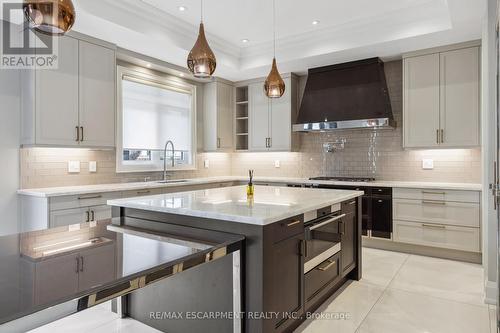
[362,238,482,264]
[485,280,498,305]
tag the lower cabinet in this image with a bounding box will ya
[304,253,340,304]
[270,232,304,329]
[34,243,116,305]
[49,205,112,228]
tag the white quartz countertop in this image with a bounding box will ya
[107,185,364,225]
[17,176,482,198]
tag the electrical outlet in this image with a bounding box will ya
[422,159,434,170]
[68,161,80,173]
[204,159,210,169]
[274,160,280,168]
[89,161,97,173]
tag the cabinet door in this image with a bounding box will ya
[440,47,480,147]
[340,212,356,275]
[403,54,440,148]
[217,83,234,150]
[371,197,392,239]
[89,205,112,222]
[79,41,116,147]
[271,233,303,327]
[269,77,292,151]
[50,207,89,228]
[248,82,270,151]
[35,254,79,305]
[78,244,116,291]
[35,36,79,146]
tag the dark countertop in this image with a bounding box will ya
[0,219,244,326]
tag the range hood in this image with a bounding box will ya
[293,58,394,132]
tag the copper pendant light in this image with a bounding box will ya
[187,0,216,78]
[264,0,285,98]
[23,0,75,36]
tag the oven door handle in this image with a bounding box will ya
[309,214,346,231]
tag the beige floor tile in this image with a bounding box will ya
[388,254,485,306]
[357,288,490,333]
[360,247,409,288]
[295,281,384,333]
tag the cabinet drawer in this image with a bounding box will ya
[121,188,163,198]
[272,215,304,243]
[50,192,118,211]
[393,220,480,252]
[305,254,340,302]
[393,198,479,227]
[371,187,392,196]
[393,188,479,203]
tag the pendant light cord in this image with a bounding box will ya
[201,0,204,23]
[273,0,276,58]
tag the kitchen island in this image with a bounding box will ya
[108,185,364,333]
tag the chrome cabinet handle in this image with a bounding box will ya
[75,257,80,273]
[217,138,221,149]
[76,126,80,142]
[136,190,151,195]
[422,223,446,229]
[422,200,446,205]
[265,138,269,148]
[309,214,346,231]
[317,259,336,272]
[440,129,444,143]
[91,210,95,221]
[85,210,90,222]
[80,256,84,272]
[268,137,272,148]
[286,220,301,227]
[78,195,102,200]
[422,191,445,195]
[80,126,84,142]
[436,129,440,144]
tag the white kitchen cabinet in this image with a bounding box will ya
[403,43,480,148]
[439,47,480,147]
[50,207,90,228]
[79,40,116,147]
[403,54,440,148]
[203,81,234,151]
[32,36,80,146]
[21,34,116,148]
[248,75,297,152]
[90,205,113,222]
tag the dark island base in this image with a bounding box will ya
[112,195,362,333]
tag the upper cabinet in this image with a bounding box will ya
[203,81,234,151]
[21,35,116,148]
[403,43,480,148]
[247,75,298,152]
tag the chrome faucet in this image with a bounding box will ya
[163,140,175,181]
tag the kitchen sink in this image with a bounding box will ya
[157,179,189,184]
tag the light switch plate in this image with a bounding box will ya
[89,161,97,173]
[68,161,80,173]
[274,160,280,168]
[422,159,434,170]
[204,159,210,169]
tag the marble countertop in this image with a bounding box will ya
[107,185,364,225]
[17,176,482,197]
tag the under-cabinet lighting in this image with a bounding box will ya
[42,241,94,256]
[33,237,83,251]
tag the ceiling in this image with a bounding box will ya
[72,0,485,81]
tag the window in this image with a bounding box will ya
[116,67,197,173]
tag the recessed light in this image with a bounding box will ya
[241,39,249,43]
[312,20,320,26]
[178,6,187,11]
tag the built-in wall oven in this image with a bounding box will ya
[303,204,343,303]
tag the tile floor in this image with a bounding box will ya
[30,248,496,333]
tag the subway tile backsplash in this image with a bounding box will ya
[19,61,481,189]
